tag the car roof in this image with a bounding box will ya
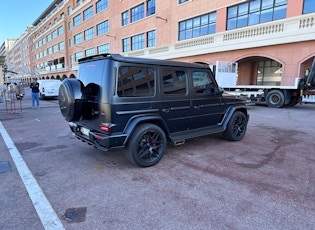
[78,53,209,69]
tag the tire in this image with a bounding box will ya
[223,111,248,141]
[126,124,167,167]
[286,97,299,107]
[40,93,45,100]
[265,90,285,108]
[58,78,85,122]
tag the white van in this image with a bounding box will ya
[37,79,61,99]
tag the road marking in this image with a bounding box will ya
[0,121,65,230]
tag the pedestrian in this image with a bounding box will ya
[30,78,40,109]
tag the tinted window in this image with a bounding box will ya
[117,66,155,97]
[78,60,105,86]
[193,71,216,94]
[162,70,187,95]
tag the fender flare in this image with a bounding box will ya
[123,114,169,145]
[220,106,248,130]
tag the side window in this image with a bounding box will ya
[162,70,187,95]
[117,66,155,97]
[193,71,216,94]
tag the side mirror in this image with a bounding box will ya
[215,87,223,95]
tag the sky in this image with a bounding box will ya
[0,0,53,43]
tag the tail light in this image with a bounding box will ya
[42,87,45,92]
[99,123,110,133]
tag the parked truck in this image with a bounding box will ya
[214,58,315,108]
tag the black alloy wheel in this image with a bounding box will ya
[127,124,167,167]
[223,111,248,141]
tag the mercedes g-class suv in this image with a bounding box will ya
[58,54,249,167]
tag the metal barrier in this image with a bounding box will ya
[2,85,23,113]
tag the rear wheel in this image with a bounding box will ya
[223,111,248,141]
[266,90,285,108]
[126,124,167,167]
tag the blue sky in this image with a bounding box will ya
[0,0,53,43]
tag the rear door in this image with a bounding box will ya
[160,68,191,133]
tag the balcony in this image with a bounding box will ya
[37,64,67,74]
[127,12,315,60]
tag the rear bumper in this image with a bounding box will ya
[68,122,127,151]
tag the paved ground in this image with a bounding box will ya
[0,89,315,230]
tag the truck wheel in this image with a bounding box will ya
[58,79,85,122]
[266,90,285,108]
[126,124,167,167]
[223,111,247,141]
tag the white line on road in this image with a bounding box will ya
[0,121,64,230]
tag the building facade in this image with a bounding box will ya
[5,0,315,87]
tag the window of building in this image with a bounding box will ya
[84,6,94,21]
[131,3,144,23]
[179,0,189,4]
[147,30,156,47]
[122,11,129,26]
[53,44,58,53]
[257,59,282,85]
[162,70,187,95]
[147,0,156,16]
[179,12,216,41]
[48,47,52,55]
[122,38,130,52]
[73,14,81,26]
[52,30,57,39]
[97,20,109,35]
[98,43,110,54]
[58,26,64,35]
[96,0,108,13]
[303,0,315,14]
[85,48,95,57]
[42,37,46,45]
[69,38,73,48]
[84,27,94,40]
[74,33,83,44]
[75,51,83,62]
[131,33,145,51]
[67,6,71,16]
[117,66,155,97]
[227,0,287,30]
[47,34,51,42]
[59,41,65,50]
[68,21,72,31]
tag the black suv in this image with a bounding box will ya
[58,54,249,167]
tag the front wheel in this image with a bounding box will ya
[126,124,167,167]
[223,111,248,141]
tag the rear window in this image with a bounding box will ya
[78,60,106,86]
[117,66,155,97]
